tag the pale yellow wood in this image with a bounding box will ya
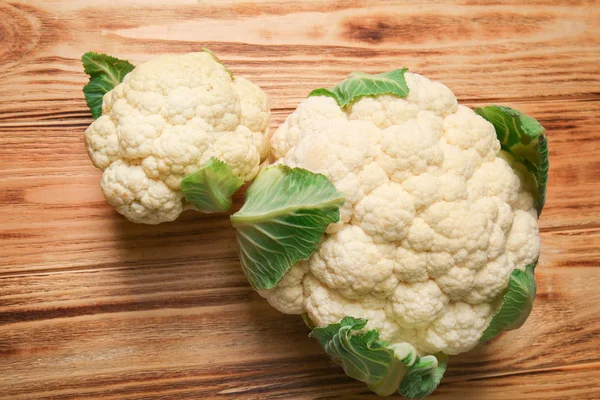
[0,0,599,118]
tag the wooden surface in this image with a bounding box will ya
[1,0,599,398]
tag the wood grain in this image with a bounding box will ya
[0,0,599,120]
[1,263,599,399]
[2,100,598,275]
[1,0,599,399]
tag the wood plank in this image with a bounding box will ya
[0,201,598,275]
[0,263,598,399]
[0,0,599,121]
[3,363,598,400]
[1,1,599,399]
[1,261,599,371]
[1,99,598,275]
[328,363,600,400]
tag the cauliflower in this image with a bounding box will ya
[265,72,539,354]
[82,51,270,224]
[232,69,548,397]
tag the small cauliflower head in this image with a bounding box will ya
[84,51,270,224]
[262,71,541,356]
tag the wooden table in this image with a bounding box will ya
[1,1,599,399]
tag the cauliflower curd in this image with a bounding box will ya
[85,52,270,224]
[261,72,541,356]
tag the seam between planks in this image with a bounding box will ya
[0,256,242,278]
[445,359,600,383]
[0,94,599,127]
[2,357,598,399]
[0,223,598,279]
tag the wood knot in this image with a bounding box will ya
[341,15,394,44]
[0,3,42,64]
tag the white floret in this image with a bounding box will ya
[501,152,539,214]
[487,223,508,261]
[356,163,389,195]
[354,183,415,243]
[349,95,421,129]
[346,72,457,131]
[421,201,492,258]
[404,73,458,117]
[426,251,456,278]
[379,120,444,183]
[142,124,215,189]
[401,173,441,211]
[443,105,500,168]
[464,254,514,304]
[406,218,436,252]
[393,246,429,283]
[231,77,271,160]
[100,161,183,224]
[282,120,380,184]
[334,173,363,205]
[506,210,541,269]
[418,302,493,355]
[258,262,309,314]
[469,158,521,206]
[438,173,468,202]
[270,96,347,160]
[303,274,403,340]
[125,52,232,96]
[115,106,163,160]
[205,126,261,181]
[495,197,515,232]
[435,266,476,299]
[439,139,474,179]
[84,115,119,169]
[386,280,449,327]
[309,225,395,299]
[85,52,270,224]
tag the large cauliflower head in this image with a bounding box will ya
[261,72,541,356]
[85,52,270,224]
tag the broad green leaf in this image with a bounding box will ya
[310,317,445,397]
[480,262,537,343]
[231,166,343,289]
[309,69,409,107]
[180,158,244,213]
[82,52,135,119]
[475,105,549,214]
[310,317,416,396]
[201,47,233,79]
[399,354,448,400]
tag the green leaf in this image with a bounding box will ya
[82,52,135,119]
[310,317,416,396]
[310,317,445,397]
[475,105,549,214]
[480,262,538,343]
[231,166,343,289]
[399,354,448,400]
[308,68,410,107]
[201,47,234,79]
[180,158,244,213]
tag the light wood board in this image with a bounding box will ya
[1,1,599,399]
